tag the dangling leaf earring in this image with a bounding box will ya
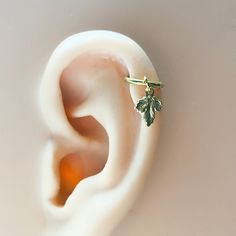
[125,76,164,127]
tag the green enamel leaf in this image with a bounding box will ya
[143,101,156,126]
[136,95,163,127]
[153,97,163,111]
[144,109,152,127]
[136,96,149,113]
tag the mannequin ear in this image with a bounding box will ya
[40,31,161,236]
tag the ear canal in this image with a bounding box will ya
[53,152,85,206]
[51,117,109,206]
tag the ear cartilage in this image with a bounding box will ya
[125,76,164,127]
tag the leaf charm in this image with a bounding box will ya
[136,93,163,127]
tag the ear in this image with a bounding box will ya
[40,30,162,236]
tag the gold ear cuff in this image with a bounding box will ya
[125,76,164,127]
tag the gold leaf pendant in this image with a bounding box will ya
[135,77,163,127]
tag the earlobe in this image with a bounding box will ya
[40,30,161,236]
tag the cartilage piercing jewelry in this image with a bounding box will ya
[125,76,164,127]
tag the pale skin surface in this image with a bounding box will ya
[0,1,236,236]
[40,30,161,236]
